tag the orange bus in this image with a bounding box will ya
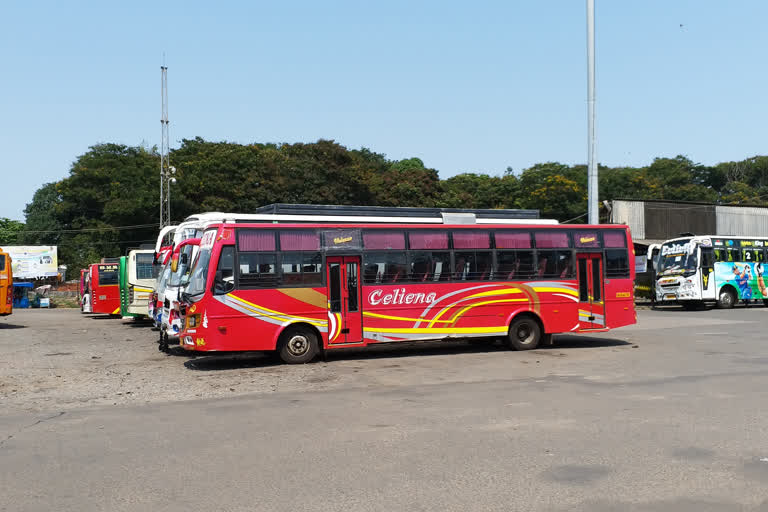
[0,249,12,316]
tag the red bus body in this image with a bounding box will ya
[179,223,636,355]
[90,263,121,315]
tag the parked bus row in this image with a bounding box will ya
[76,205,638,363]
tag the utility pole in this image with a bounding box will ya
[586,0,598,224]
[160,63,170,228]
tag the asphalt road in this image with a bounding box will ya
[1,307,768,511]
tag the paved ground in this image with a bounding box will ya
[1,306,767,511]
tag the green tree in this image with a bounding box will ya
[0,218,24,245]
[372,158,442,207]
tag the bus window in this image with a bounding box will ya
[495,251,535,280]
[605,249,630,278]
[282,252,323,286]
[602,230,626,248]
[135,253,155,280]
[98,265,119,285]
[453,251,492,281]
[214,247,235,294]
[534,231,570,249]
[714,248,727,262]
[536,250,572,279]
[727,248,740,262]
[743,249,760,262]
[409,251,450,282]
[363,252,407,284]
[238,252,277,288]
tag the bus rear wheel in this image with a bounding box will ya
[279,326,319,364]
[717,288,736,309]
[507,316,541,351]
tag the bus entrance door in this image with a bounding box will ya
[699,246,716,301]
[577,253,605,330]
[326,256,363,344]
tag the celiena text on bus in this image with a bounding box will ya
[368,288,437,306]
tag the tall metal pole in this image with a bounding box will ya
[160,64,169,228]
[586,0,598,224]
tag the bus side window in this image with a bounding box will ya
[495,250,535,280]
[364,252,406,284]
[701,247,714,269]
[214,246,235,294]
[760,249,767,262]
[605,249,630,278]
[714,249,726,262]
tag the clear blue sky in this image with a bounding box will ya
[2,0,767,221]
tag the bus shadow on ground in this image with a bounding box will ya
[182,335,632,371]
[548,334,632,349]
[183,352,280,371]
[0,323,26,329]
[125,319,155,328]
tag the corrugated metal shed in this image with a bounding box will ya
[611,200,645,240]
[644,202,715,240]
[716,206,768,236]
[612,199,768,241]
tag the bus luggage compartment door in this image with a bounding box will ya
[326,256,363,344]
[577,253,605,330]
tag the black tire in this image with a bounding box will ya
[278,325,319,364]
[717,288,736,309]
[507,316,542,351]
[763,299,768,307]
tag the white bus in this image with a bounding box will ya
[655,235,768,309]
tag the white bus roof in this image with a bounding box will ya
[156,206,559,252]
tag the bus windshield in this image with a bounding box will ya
[170,245,195,287]
[156,264,171,296]
[658,240,698,275]
[185,247,212,297]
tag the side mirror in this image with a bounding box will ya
[181,253,189,266]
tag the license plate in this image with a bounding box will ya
[664,294,676,300]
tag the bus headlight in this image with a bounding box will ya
[187,314,202,328]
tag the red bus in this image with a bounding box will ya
[179,222,635,363]
[90,262,121,315]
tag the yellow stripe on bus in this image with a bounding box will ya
[226,293,328,326]
[427,298,528,328]
[368,326,508,334]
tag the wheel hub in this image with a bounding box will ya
[288,335,309,356]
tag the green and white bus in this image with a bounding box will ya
[655,235,768,309]
[119,249,157,318]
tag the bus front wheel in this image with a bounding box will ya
[507,316,541,351]
[279,326,319,364]
[717,288,736,309]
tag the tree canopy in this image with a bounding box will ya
[13,138,768,275]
